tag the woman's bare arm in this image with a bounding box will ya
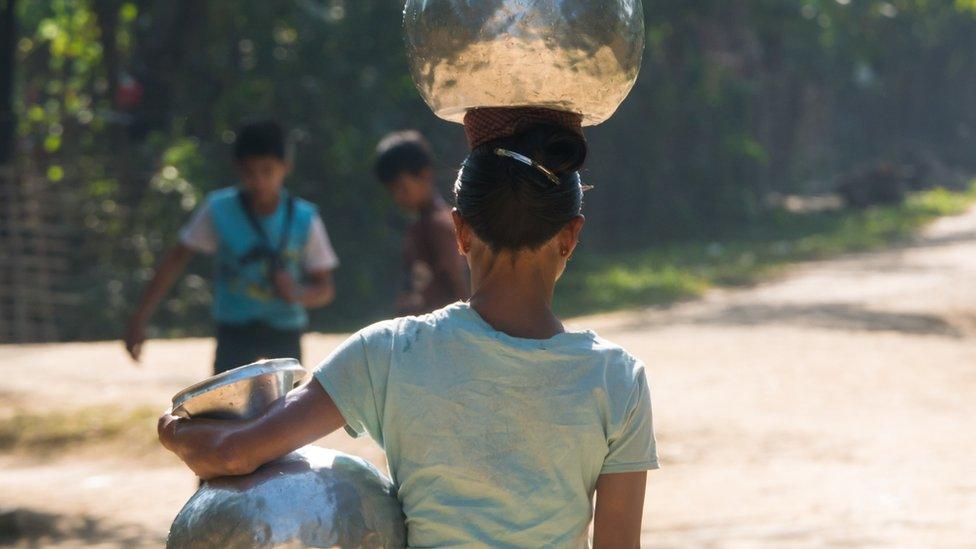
[158,379,345,479]
[593,471,648,549]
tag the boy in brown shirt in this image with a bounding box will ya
[375,131,468,315]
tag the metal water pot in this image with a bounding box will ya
[166,359,406,548]
[404,0,646,126]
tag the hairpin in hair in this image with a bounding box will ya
[494,148,562,186]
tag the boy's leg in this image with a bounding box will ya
[215,322,302,375]
[254,325,303,365]
[213,323,262,375]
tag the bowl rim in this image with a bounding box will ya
[171,358,306,412]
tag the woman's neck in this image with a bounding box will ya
[468,253,564,340]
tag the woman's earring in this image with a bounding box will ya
[560,248,569,257]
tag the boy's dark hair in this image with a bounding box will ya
[454,125,587,252]
[234,120,287,161]
[375,130,433,184]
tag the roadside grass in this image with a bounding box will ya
[556,184,976,317]
[0,406,160,455]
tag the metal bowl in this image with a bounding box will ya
[167,446,406,548]
[171,359,306,420]
[404,0,646,126]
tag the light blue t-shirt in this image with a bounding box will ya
[314,302,658,548]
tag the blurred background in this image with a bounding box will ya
[3,0,976,341]
[2,1,976,547]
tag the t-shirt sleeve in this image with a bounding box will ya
[178,201,218,254]
[304,215,340,272]
[312,324,391,445]
[601,366,659,474]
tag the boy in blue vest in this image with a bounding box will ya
[124,120,339,373]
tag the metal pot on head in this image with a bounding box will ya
[404,0,646,126]
[166,359,406,548]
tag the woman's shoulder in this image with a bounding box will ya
[584,332,647,383]
[353,302,467,341]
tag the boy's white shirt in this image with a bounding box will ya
[179,201,340,272]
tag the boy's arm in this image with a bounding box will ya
[273,214,338,309]
[158,378,346,479]
[430,216,469,301]
[124,244,195,362]
[593,471,648,549]
[301,269,336,308]
[272,269,336,309]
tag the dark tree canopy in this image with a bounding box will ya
[6,0,976,340]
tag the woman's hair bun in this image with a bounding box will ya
[482,124,587,176]
[455,124,587,252]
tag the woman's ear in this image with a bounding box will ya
[452,209,471,255]
[559,215,585,258]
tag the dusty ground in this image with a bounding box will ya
[2,208,976,548]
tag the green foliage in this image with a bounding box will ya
[9,1,976,339]
[557,184,976,317]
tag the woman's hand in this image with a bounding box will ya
[157,380,348,480]
[157,409,181,452]
[157,410,251,480]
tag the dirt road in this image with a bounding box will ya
[2,208,975,547]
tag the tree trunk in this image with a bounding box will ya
[132,0,206,139]
[0,0,17,165]
[92,0,120,111]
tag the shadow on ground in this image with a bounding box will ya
[0,508,164,548]
[902,229,976,250]
[619,302,967,338]
[690,303,964,337]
